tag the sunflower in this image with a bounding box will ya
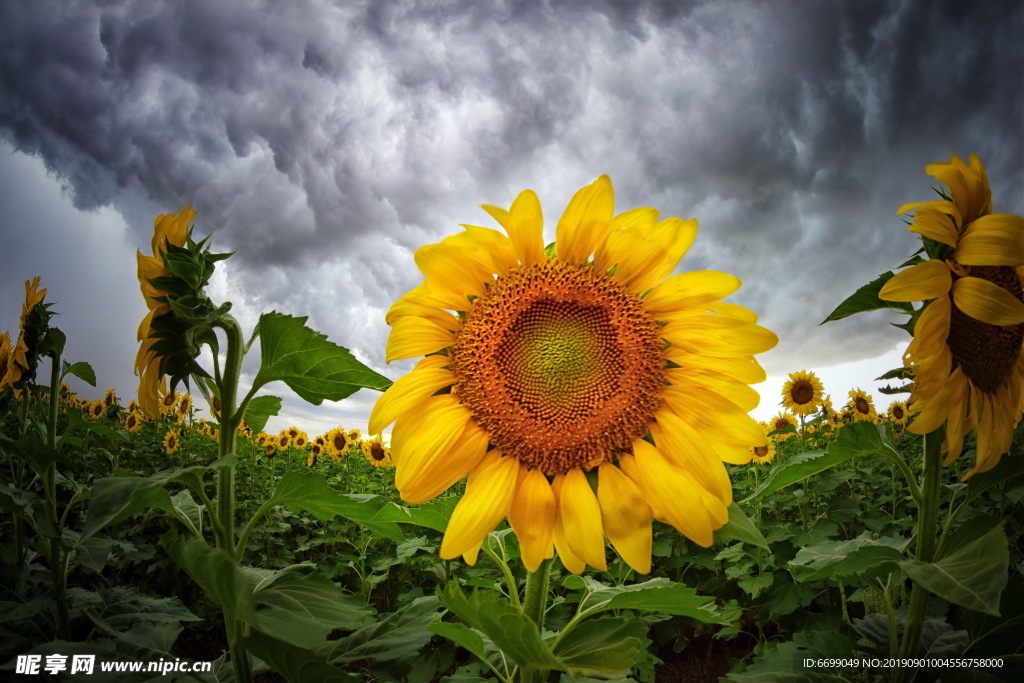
[327,428,350,460]
[124,411,142,433]
[161,391,180,415]
[0,332,15,393]
[768,411,797,441]
[276,432,292,451]
[345,428,361,443]
[89,400,106,420]
[164,429,180,455]
[781,370,824,416]
[370,176,776,574]
[176,393,192,422]
[879,154,1023,476]
[104,388,118,408]
[362,435,393,468]
[847,388,876,422]
[135,207,194,418]
[750,426,776,465]
[294,434,308,449]
[4,277,47,389]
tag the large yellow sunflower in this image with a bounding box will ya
[879,154,1024,476]
[370,176,777,574]
[135,206,195,418]
[781,370,825,416]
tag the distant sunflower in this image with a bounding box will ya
[4,277,47,389]
[327,428,350,460]
[371,176,776,573]
[176,393,192,422]
[0,332,16,393]
[769,411,797,441]
[781,370,824,416]
[362,435,393,468]
[124,411,142,433]
[294,434,308,449]
[89,400,106,420]
[879,154,1023,476]
[104,388,118,408]
[346,428,361,443]
[164,429,180,455]
[848,389,876,422]
[276,432,291,451]
[750,432,776,465]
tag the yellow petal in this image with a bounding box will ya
[452,224,519,274]
[505,189,544,267]
[649,410,733,506]
[369,356,453,434]
[951,276,1024,326]
[392,395,472,491]
[508,466,556,572]
[662,315,778,356]
[558,469,607,571]
[415,243,492,301]
[878,260,951,302]
[551,475,588,574]
[555,176,615,264]
[385,316,456,363]
[629,218,700,293]
[481,203,509,229]
[597,463,652,574]
[663,351,767,385]
[955,214,1024,266]
[901,202,960,246]
[400,424,490,504]
[643,271,742,314]
[439,451,518,559]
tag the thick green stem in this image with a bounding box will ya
[518,559,552,683]
[894,428,943,683]
[44,355,70,640]
[213,315,250,683]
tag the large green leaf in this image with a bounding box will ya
[251,565,374,648]
[562,575,728,625]
[551,616,650,679]
[242,394,282,434]
[323,596,441,664]
[164,537,259,623]
[743,422,895,502]
[253,311,391,404]
[81,461,220,542]
[789,533,909,582]
[247,631,361,683]
[62,360,96,386]
[900,522,1008,616]
[427,622,509,680]
[715,502,769,550]
[820,271,912,324]
[438,582,563,671]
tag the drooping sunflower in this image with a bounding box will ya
[362,435,393,468]
[371,176,776,574]
[0,332,15,394]
[4,277,48,390]
[781,370,825,416]
[136,207,194,418]
[164,429,180,455]
[848,388,877,422]
[879,154,1023,477]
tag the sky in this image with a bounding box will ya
[1,0,1022,439]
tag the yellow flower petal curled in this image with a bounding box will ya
[372,177,774,574]
[955,214,1024,266]
[508,466,556,572]
[557,469,607,571]
[439,451,518,560]
[597,463,652,574]
[951,276,1024,326]
[555,175,614,264]
[879,260,952,302]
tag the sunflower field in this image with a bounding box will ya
[1,156,1022,682]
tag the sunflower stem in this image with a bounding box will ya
[518,558,552,683]
[893,427,943,683]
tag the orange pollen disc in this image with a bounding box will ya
[753,446,768,457]
[370,443,386,461]
[947,265,1023,394]
[449,259,665,476]
[790,381,814,405]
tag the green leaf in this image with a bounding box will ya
[438,582,563,671]
[158,489,203,539]
[715,502,769,550]
[62,408,131,445]
[253,311,391,405]
[789,533,909,582]
[242,394,282,434]
[0,434,64,481]
[164,537,259,623]
[820,271,913,324]
[900,522,1008,616]
[551,616,650,678]
[81,463,215,542]
[743,422,895,502]
[724,629,853,682]
[563,575,728,625]
[427,622,508,680]
[251,565,374,648]
[247,631,360,683]
[324,596,440,664]
[966,455,1024,504]
[62,360,96,386]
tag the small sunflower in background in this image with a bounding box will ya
[879,154,1023,476]
[89,400,106,420]
[371,176,776,574]
[0,332,16,393]
[163,429,180,455]
[327,428,350,460]
[848,388,877,422]
[124,411,142,433]
[781,370,825,416]
[768,411,797,441]
[887,400,910,429]
[104,388,118,408]
[345,428,361,443]
[750,423,776,464]
[175,393,192,423]
[293,432,309,449]
[362,435,393,468]
[161,391,179,418]
[276,432,291,451]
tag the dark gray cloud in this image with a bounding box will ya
[1,0,1021,428]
